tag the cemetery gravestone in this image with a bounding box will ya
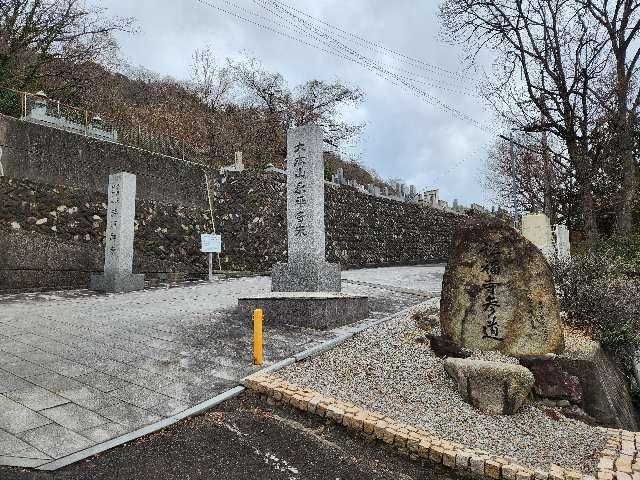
[439,218,564,357]
[271,124,341,292]
[521,213,554,259]
[554,225,570,260]
[90,172,144,292]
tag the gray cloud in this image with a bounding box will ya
[91,0,497,206]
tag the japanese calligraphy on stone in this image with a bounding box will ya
[292,142,308,237]
[480,245,504,341]
[107,181,121,256]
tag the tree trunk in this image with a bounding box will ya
[572,142,599,245]
[615,112,637,234]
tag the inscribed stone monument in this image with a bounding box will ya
[271,124,341,292]
[439,218,564,357]
[521,213,554,259]
[239,124,367,329]
[90,172,144,292]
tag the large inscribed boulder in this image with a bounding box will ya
[440,218,563,357]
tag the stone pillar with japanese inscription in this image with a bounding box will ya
[272,124,341,292]
[90,172,145,293]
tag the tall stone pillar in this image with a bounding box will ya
[271,124,341,292]
[521,213,554,260]
[90,172,144,292]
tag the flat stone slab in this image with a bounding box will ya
[238,292,369,330]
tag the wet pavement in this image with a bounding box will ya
[0,392,459,480]
[0,265,444,469]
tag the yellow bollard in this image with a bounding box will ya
[252,309,263,366]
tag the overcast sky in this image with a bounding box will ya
[90,0,500,207]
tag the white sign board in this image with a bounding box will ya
[201,234,222,253]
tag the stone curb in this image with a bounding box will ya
[244,372,629,480]
[342,279,438,298]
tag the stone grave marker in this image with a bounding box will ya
[521,213,554,259]
[90,172,144,292]
[554,225,570,260]
[272,124,341,292]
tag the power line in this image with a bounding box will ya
[258,0,477,83]
[194,0,499,135]
[251,0,476,96]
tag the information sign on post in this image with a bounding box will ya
[201,234,222,253]
[201,234,222,281]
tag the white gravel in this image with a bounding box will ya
[279,300,607,474]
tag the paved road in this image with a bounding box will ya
[0,393,459,480]
[0,265,445,468]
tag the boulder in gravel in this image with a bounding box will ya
[519,355,582,403]
[444,357,535,415]
[440,218,564,357]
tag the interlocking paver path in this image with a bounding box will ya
[0,265,444,468]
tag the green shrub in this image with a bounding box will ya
[552,237,640,371]
[0,89,21,117]
[594,234,640,272]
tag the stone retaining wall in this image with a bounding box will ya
[1,173,461,291]
[245,372,629,480]
[0,115,463,291]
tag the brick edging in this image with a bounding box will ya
[245,372,631,480]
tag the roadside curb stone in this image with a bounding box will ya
[244,372,634,480]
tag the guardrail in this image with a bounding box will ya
[0,86,210,165]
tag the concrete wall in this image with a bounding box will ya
[0,114,213,208]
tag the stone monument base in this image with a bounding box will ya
[237,292,368,330]
[271,261,341,292]
[89,273,145,293]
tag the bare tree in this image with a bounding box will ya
[441,0,609,242]
[189,45,234,111]
[579,0,640,233]
[0,0,135,93]
[230,57,364,154]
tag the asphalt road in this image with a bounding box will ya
[1,392,459,480]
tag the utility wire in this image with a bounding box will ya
[194,0,499,135]
[259,0,477,82]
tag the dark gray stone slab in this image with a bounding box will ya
[271,261,341,292]
[238,292,368,330]
[89,273,144,294]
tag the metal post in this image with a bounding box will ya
[252,309,264,366]
[208,252,213,281]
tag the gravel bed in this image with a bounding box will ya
[279,300,607,474]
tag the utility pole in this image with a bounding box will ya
[541,94,552,221]
[509,133,519,227]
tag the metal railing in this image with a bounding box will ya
[0,86,211,165]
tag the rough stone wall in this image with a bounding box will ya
[1,173,461,291]
[0,114,213,207]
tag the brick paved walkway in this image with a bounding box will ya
[0,265,443,468]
